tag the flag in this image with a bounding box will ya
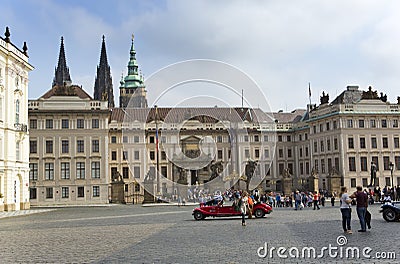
[308,82,311,98]
[156,126,159,152]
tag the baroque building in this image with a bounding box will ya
[0,27,33,211]
[28,37,110,206]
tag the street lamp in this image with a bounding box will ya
[389,162,394,188]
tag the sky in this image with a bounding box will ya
[2,0,400,112]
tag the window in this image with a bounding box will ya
[111,136,117,143]
[61,162,70,179]
[111,151,117,160]
[77,186,85,197]
[348,138,354,149]
[347,119,353,128]
[134,151,140,160]
[334,138,338,150]
[45,163,54,180]
[264,149,269,158]
[326,122,330,131]
[314,160,319,172]
[62,119,69,129]
[123,136,128,143]
[321,159,325,173]
[62,187,69,198]
[30,188,37,200]
[46,140,53,153]
[111,167,118,179]
[382,137,388,148]
[77,119,84,129]
[383,156,390,170]
[93,186,100,197]
[278,149,283,158]
[306,162,310,174]
[396,156,400,171]
[161,166,167,178]
[360,137,366,149]
[305,147,309,157]
[360,157,368,171]
[393,119,399,128]
[320,140,324,152]
[123,167,129,179]
[314,142,318,153]
[15,99,20,123]
[362,178,368,187]
[92,140,99,152]
[349,157,356,171]
[278,135,282,142]
[333,121,337,129]
[371,137,377,148]
[254,135,259,142]
[370,120,376,128]
[319,124,323,133]
[287,148,292,158]
[91,161,100,178]
[244,149,250,158]
[327,139,331,151]
[134,166,140,178]
[299,148,303,157]
[149,136,155,144]
[264,135,269,142]
[76,162,85,179]
[134,136,140,143]
[161,151,166,160]
[134,184,140,192]
[313,126,317,134]
[30,119,37,129]
[46,187,53,199]
[382,119,387,128]
[278,163,284,175]
[300,163,304,175]
[30,140,37,153]
[372,156,379,171]
[29,163,38,180]
[287,135,291,142]
[395,137,400,148]
[77,140,84,153]
[359,119,364,128]
[217,135,222,142]
[350,178,356,188]
[385,177,391,187]
[62,140,69,153]
[218,149,223,159]
[299,135,302,141]
[149,151,155,160]
[123,151,129,160]
[92,119,99,129]
[46,119,53,129]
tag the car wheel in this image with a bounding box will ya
[383,209,396,222]
[254,209,265,218]
[193,211,204,220]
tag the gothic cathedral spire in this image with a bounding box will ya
[52,36,72,87]
[94,35,114,108]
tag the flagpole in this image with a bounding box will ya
[155,105,160,195]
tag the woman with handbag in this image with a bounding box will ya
[340,186,353,234]
[240,192,249,226]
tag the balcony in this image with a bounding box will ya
[14,123,28,132]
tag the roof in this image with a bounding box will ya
[40,84,93,100]
[111,107,275,124]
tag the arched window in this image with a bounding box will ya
[15,99,20,124]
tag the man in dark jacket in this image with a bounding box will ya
[350,186,368,232]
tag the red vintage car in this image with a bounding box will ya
[192,201,272,220]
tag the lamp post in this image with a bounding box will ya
[389,162,394,188]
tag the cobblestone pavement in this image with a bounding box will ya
[0,203,398,263]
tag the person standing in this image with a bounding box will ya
[331,194,335,206]
[294,190,302,210]
[339,187,352,234]
[313,191,320,210]
[240,192,249,226]
[350,186,368,232]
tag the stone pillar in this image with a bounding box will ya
[282,177,293,196]
[328,172,342,196]
[308,175,319,193]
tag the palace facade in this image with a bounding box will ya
[0,27,33,211]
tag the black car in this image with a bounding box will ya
[380,202,400,222]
